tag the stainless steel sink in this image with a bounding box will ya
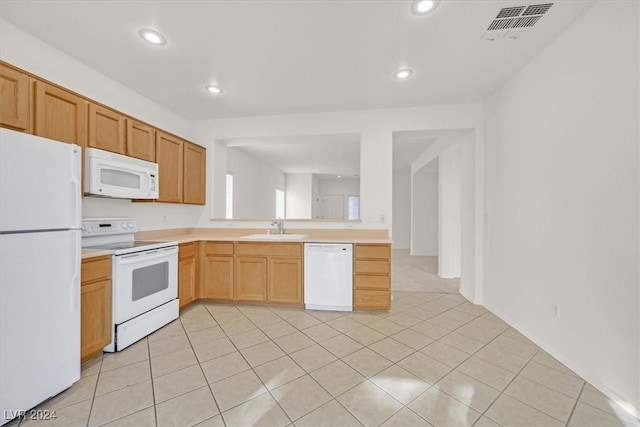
[240,233,308,240]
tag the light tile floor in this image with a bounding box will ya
[8,292,639,427]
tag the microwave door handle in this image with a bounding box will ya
[146,171,153,196]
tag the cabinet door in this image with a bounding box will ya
[201,255,234,300]
[0,63,30,132]
[126,119,155,162]
[88,103,125,154]
[178,257,197,308]
[236,256,267,301]
[156,131,183,203]
[33,80,87,147]
[183,142,206,205]
[268,257,302,303]
[81,279,112,362]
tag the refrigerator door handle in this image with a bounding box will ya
[70,232,80,313]
[71,146,82,227]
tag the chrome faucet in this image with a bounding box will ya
[271,218,284,234]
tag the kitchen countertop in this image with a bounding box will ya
[81,249,113,260]
[82,228,391,259]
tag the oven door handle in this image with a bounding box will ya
[116,247,177,265]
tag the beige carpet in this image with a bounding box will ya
[392,249,460,293]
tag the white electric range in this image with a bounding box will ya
[82,218,179,352]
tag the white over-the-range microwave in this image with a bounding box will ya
[84,148,158,199]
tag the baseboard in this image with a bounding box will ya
[483,301,639,420]
[458,287,478,304]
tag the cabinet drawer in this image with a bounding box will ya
[81,256,111,284]
[355,260,390,275]
[204,241,234,256]
[354,289,390,310]
[179,242,197,259]
[236,242,302,257]
[355,245,390,260]
[355,274,390,290]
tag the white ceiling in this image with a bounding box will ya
[0,0,594,120]
[222,133,360,177]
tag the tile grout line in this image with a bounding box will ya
[146,336,159,427]
[179,310,228,427]
[85,351,105,426]
[207,302,296,425]
[75,291,623,427]
[564,381,586,427]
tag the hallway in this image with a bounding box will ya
[392,250,460,294]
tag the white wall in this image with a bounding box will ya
[285,174,313,219]
[438,145,461,277]
[392,171,411,249]
[0,20,206,231]
[459,132,477,300]
[411,167,438,256]
[194,104,484,233]
[483,0,639,416]
[227,148,285,219]
[311,174,320,219]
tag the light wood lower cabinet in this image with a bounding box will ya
[236,242,303,304]
[354,244,391,311]
[200,242,234,300]
[268,257,303,303]
[236,257,268,301]
[80,256,112,362]
[178,242,198,308]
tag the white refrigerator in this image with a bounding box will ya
[0,128,82,425]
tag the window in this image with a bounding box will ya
[225,173,233,219]
[348,196,360,220]
[275,188,285,219]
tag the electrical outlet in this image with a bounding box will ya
[552,304,560,318]
[379,214,386,223]
[344,224,353,229]
[162,215,168,223]
[226,223,233,228]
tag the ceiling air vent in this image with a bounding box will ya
[482,3,553,41]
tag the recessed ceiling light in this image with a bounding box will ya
[410,0,441,15]
[205,85,223,94]
[138,29,167,46]
[337,175,342,178]
[394,69,413,80]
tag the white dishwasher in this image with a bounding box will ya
[304,243,353,311]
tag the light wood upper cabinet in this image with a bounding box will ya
[183,142,206,205]
[126,119,155,162]
[88,103,125,154]
[33,80,87,147]
[0,63,30,132]
[156,131,184,203]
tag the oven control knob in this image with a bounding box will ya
[128,222,134,229]
[121,224,127,229]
